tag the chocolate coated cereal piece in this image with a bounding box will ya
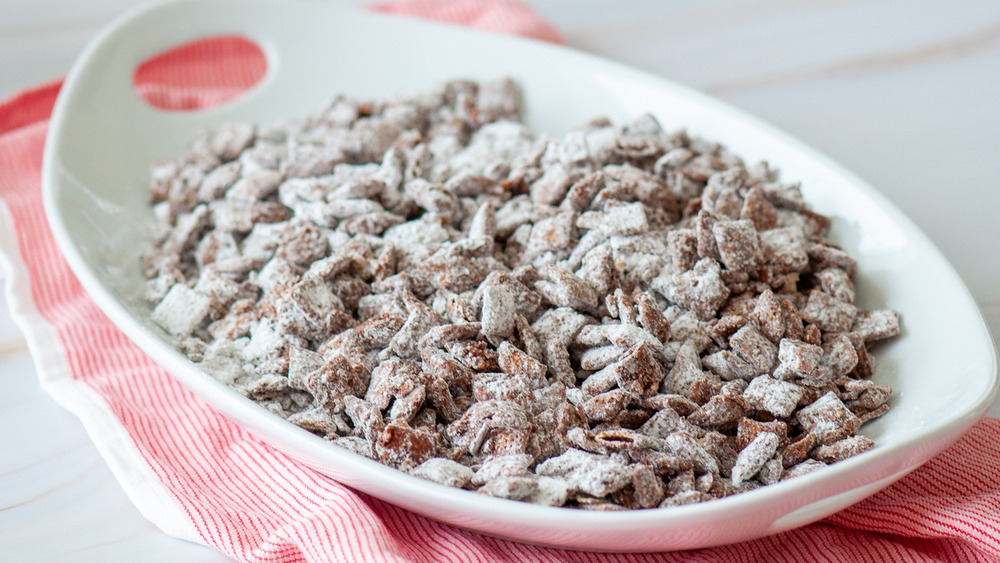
[287,406,347,439]
[524,211,577,261]
[760,226,809,274]
[580,346,623,372]
[613,342,664,397]
[421,348,474,391]
[840,379,892,411]
[583,389,638,422]
[663,431,719,475]
[637,408,682,440]
[389,384,426,422]
[687,393,747,430]
[820,334,860,378]
[781,433,817,468]
[670,258,731,321]
[712,219,763,273]
[742,375,803,418]
[473,371,532,405]
[800,290,857,334]
[781,459,826,481]
[811,435,875,463]
[366,358,421,410]
[537,449,633,498]
[731,431,780,486]
[526,477,570,507]
[323,313,404,353]
[411,457,475,488]
[665,338,722,403]
[534,266,601,312]
[592,429,658,452]
[749,288,785,343]
[512,315,544,362]
[736,418,788,451]
[710,314,747,344]
[852,309,901,342]
[694,210,721,260]
[420,372,460,422]
[773,338,823,380]
[659,490,711,508]
[613,464,666,509]
[703,350,757,382]
[858,404,890,424]
[448,399,533,457]
[814,267,855,304]
[740,186,778,231]
[636,292,671,343]
[389,295,447,359]
[530,307,592,345]
[497,341,547,387]
[480,285,517,339]
[756,456,784,485]
[445,340,500,372]
[729,324,778,375]
[797,392,862,445]
[418,322,482,349]
[151,284,211,336]
[760,181,804,211]
[475,272,543,316]
[343,395,385,445]
[376,421,437,470]
[471,454,533,486]
[333,436,376,459]
[578,202,649,236]
[808,243,857,277]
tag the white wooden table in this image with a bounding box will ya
[2,1,998,560]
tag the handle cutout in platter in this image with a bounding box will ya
[132,36,267,112]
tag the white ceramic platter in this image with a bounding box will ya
[42,0,998,552]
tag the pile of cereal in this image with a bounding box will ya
[143,78,900,509]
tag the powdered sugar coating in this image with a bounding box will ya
[410,457,475,488]
[144,78,899,510]
[731,432,780,486]
[743,375,803,418]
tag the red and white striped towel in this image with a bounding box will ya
[2,1,1000,561]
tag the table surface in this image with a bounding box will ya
[2,0,998,560]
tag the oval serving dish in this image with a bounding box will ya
[42,0,998,551]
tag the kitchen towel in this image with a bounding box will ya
[1,1,998,561]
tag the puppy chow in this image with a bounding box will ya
[145,78,898,510]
